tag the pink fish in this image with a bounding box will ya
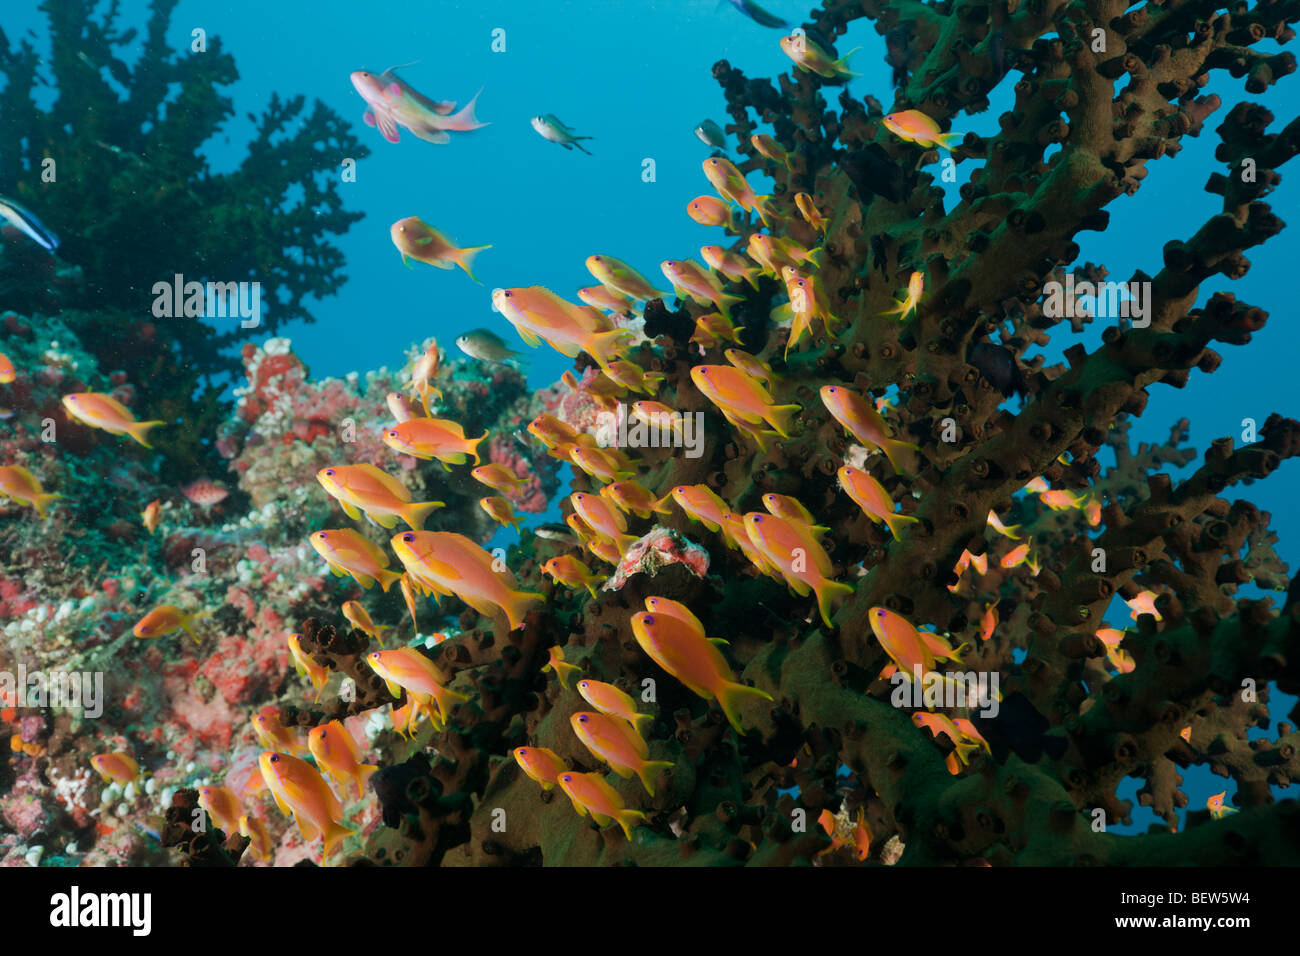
[181,479,229,508]
[350,68,487,145]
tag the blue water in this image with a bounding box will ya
[5,0,1296,844]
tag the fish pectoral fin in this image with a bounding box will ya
[414,236,435,245]
[339,500,362,520]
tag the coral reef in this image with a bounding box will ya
[2,0,1299,869]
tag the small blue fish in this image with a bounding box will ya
[726,0,788,28]
[0,196,59,252]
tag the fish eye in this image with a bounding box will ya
[402,533,414,542]
[519,748,528,755]
[561,774,571,782]
[318,532,327,538]
[270,755,279,763]
[643,615,654,625]
[324,469,334,475]
[388,430,397,437]
[578,714,588,723]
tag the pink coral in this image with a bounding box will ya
[604,526,710,591]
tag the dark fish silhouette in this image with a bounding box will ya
[971,691,1068,763]
[726,0,789,28]
[870,234,888,278]
[969,342,1026,397]
[885,24,913,87]
[371,752,434,827]
[840,144,907,205]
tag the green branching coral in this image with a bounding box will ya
[0,0,368,480]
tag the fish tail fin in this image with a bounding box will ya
[573,138,594,155]
[32,492,62,519]
[128,420,166,449]
[834,47,863,77]
[321,819,355,861]
[588,329,636,367]
[466,430,489,465]
[583,580,599,599]
[766,403,801,438]
[355,764,380,797]
[637,760,674,798]
[454,245,491,283]
[884,513,920,542]
[376,568,403,592]
[403,500,445,531]
[615,808,646,841]
[715,680,774,734]
[753,194,776,227]
[444,87,489,131]
[632,712,655,737]
[938,131,962,151]
[503,589,544,631]
[882,438,920,475]
[743,267,762,290]
[814,579,855,628]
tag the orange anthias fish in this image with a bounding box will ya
[513,746,570,790]
[308,720,380,800]
[366,646,468,728]
[837,465,919,541]
[542,555,605,598]
[744,512,850,626]
[90,752,140,785]
[258,752,355,862]
[883,109,961,150]
[630,610,772,733]
[643,596,708,637]
[577,284,637,313]
[570,492,639,554]
[662,259,745,320]
[820,385,919,474]
[317,464,444,530]
[585,254,670,301]
[390,216,490,281]
[794,192,827,232]
[132,604,207,642]
[701,245,762,289]
[495,286,635,370]
[702,157,774,225]
[987,510,1022,539]
[387,391,416,423]
[0,465,62,518]
[197,785,243,835]
[601,481,671,520]
[603,359,664,396]
[409,340,444,413]
[61,393,166,447]
[1207,791,1237,820]
[571,711,673,797]
[252,711,311,759]
[691,364,799,437]
[239,814,273,862]
[341,601,389,645]
[0,352,14,383]
[577,679,654,737]
[382,418,487,467]
[724,348,778,387]
[687,195,733,227]
[780,32,860,80]
[868,607,968,675]
[471,463,530,496]
[692,312,747,350]
[818,806,871,861]
[662,484,729,534]
[391,530,544,631]
[569,444,636,484]
[309,528,402,591]
[979,603,999,642]
[480,495,524,532]
[556,771,646,840]
[542,645,582,689]
[1126,589,1163,621]
[140,498,162,534]
[751,133,791,168]
[1095,628,1135,673]
[1000,540,1040,575]
[287,632,330,701]
[883,270,924,321]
